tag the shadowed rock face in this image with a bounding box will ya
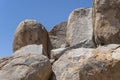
[13,20,52,58]
[93,0,120,46]
[66,8,95,48]
[49,22,67,49]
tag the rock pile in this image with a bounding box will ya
[0,0,120,80]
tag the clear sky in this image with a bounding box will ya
[0,0,92,57]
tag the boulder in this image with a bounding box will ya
[49,22,67,49]
[66,8,95,48]
[52,47,93,80]
[13,44,43,57]
[13,20,52,58]
[0,53,52,80]
[93,0,120,46]
[52,44,120,80]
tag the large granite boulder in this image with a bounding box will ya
[49,22,67,49]
[66,8,95,48]
[93,0,120,46]
[13,20,52,58]
[52,44,120,80]
[0,53,52,80]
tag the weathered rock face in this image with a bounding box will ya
[66,8,95,48]
[93,0,120,46]
[0,53,52,80]
[49,22,67,49]
[53,44,120,80]
[80,44,120,80]
[2,1,120,79]
[13,20,52,58]
[13,44,43,57]
[52,48,94,80]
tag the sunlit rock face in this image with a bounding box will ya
[66,8,95,48]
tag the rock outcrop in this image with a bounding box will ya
[66,8,95,48]
[0,53,52,80]
[1,0,120,79]
[13,20,52,58]
[52,44,120,80]
[93,0,120,46]
[49,22,67,49]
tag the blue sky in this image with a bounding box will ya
[0,0,92,57]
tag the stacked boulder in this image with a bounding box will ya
[0,0,120,80]
[13,20,52,58]
[51,0,120,80]
[50,8,95,61]
[0,20,52,80]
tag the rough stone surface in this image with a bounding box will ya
[52,48,93,80]
[66,8,95,48]
[93,0,120,46]
[2,1,120,79]
[51,48,66,60]
[49,22,67,49]
[53,44,120,80]
[0,53,52,80]
[79,44,120,80]
[13,20,52,58]
[13,44,43,57]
